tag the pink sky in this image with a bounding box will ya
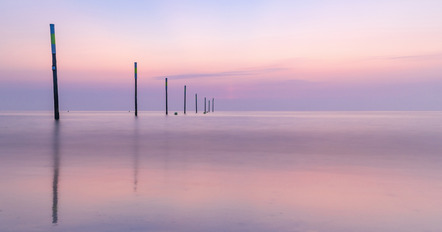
[1,0,442,110]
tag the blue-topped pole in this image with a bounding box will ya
[134,62,138,117]
[50,24,59,120]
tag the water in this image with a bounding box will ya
[1,111,442,232]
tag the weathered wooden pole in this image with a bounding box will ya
[195,93,198,113]
[184,85,187,114]
[50,24,59,120]
[204,97,206,113]
[208,100,211,113]
[212,98,214,112]
[134,62,138,117]
[165,78,168,115]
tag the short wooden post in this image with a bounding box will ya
[165,78,168,115]
[212,98,214,112]
[184,85,187,114]
[134,62,138,116]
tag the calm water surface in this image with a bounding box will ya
[1,111,442,232]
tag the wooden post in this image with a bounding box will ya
[184,85,187,114]
[212,98,214,112]
[134,62,137,116]
[208,100,210,113]
[204,97,206,113]
[165,78,168,115]
[195,93,198,113]
[50,24,59,120]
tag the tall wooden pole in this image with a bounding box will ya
[50,24,59,120]
[212,98,214,112]
[184,85,187,114]
[195,93,198,113]
[134,62,137,117]
[208,100,210,113]
[204,97,206,113]
[165,78,168,115]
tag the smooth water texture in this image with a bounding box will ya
[1,111,442,232]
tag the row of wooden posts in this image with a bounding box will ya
[50,24,214,120]
[136,64,215,117]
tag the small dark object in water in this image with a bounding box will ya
[174,112,178,115]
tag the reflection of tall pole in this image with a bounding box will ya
[134,62,138,117]
[133,120,139,192]
[52,121,60,224]
[50,24,59,120]
[133,148,139,192]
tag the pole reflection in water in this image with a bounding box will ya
[133,119,139,192]
[52,121,60,224]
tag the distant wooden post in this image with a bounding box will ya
[165,78,168,115]
[208,100,211,113]
[195,93,198,113]
[212,98,214,112]
[50,24,59,120]
[184,85,187,114]
[204,97,207,113]
[134,62,138,116]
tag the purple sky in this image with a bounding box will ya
[1,0,442,111]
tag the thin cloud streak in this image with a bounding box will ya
[388,53,442,60]
[154,67,289,80]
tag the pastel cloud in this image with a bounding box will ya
[153,68,289,80]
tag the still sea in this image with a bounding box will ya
[1,111,442,232]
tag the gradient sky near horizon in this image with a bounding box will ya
[1,0,442,111]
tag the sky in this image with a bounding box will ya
[1,0,442,111]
